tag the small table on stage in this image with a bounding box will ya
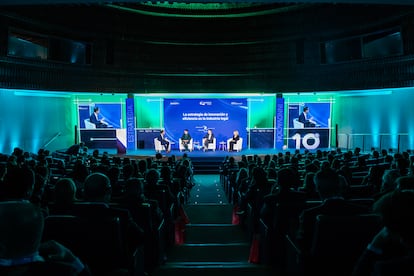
[193,141,202,151]
[219,141,227,151]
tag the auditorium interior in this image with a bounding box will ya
[1,0,414,275]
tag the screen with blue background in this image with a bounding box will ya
[287,102,331,150]
[164,98,247,149]
[288,102,331,128]
[79,103,122,129]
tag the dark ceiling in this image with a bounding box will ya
[1,0,414,5]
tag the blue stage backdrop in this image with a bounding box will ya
[164,98,248,150]
[288,102,331,150]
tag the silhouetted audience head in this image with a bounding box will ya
[303,172,316,194]
[277,167,296,190]
[125,177,144,202]
[83,172,112,202]
[236,167,249,184]
[145,168,160,187]
[54,178,77,206]
[374,190,414,246]
[267,168,277,180]
[160,166,172,181]
[381,169,401,193]
[1,166,35,200]
[0,201,44,259]
[395,175,414,191]
[314,168,345,199]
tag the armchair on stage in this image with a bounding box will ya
[227,137,243,152]
[84,119,96,129]
[179,138,193,152]
[154,137,171,153]
[202,138,216,151]
[293,118,305,129]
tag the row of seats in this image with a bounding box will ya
[219,154,387,275]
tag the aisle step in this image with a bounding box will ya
[185,224,248,244]
[152,261,274,276]
[184,204,233,224]
[167,243,250,262]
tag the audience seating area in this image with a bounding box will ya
[0,146,195,275]
[1,145,414,275]
[219,148,414,275]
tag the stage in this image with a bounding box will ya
[94,147,336,160]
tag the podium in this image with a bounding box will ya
[80,129,127,154]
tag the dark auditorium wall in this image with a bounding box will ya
[333,88,414,151]
[0,90,74,154]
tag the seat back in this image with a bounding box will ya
[309,213,383,275]
[84,119,96,129]
[43,214,126,273]
[293,118,304,129]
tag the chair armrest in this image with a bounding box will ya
[157,218,165,232]
[285,234,302,255]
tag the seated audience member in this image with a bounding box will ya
[107,166,123,197]
[372,169,401,201]
[260,167,307,230]
[300,172,319,200]
[360,165,385,195]
[49,178,78,213]
[145,168,175,208]
[395,175,414,191]
[235,167,249,195]
[65,142,85,157]
[241,166,272,233]
[352,190,414,276]
[0,166,35,202]
[0,201,91,275]
[118,177,164,232]
[296,168,371,253]
[79,173,145,251]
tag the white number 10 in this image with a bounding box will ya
[292,133,320,150]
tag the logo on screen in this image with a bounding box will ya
[169,101,180,105]
[196,125,214,133]
[199,101,212,106]
[231,101,243,105]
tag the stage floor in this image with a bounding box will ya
[94,147,336,159]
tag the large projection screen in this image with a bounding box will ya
[164,98,248,150]
[287,102,332,150]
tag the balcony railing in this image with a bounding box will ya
[337,133,412,153]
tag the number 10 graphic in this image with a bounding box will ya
[291,133,321,150]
